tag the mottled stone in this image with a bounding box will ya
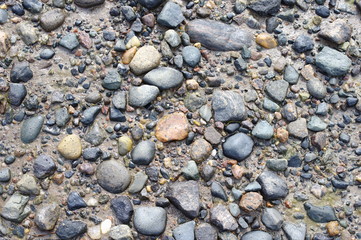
[256,33,277,48]
[155,112,188,142]
[210,205,238,231]
[57,134,82,160]
[212,90,246,122]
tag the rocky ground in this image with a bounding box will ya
[0,0,360,239]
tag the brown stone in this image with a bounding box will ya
[122,47,137,64]
[326,221,340,237]
[52,173,64,185]
[273,57,287,72]
[78,163,95,175]
[190,138,212,163]
[256,33,277,49]
[231,165,245,180]
[300,64,315,81]
[318,19,352,45]
[204,127,222,145]
[239,192,263,211]
[141,13,156,28]
[155,112,189,142]
[311,132,327,150]
[276,128,289,143]
[78,31,93,49]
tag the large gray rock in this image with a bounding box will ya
[261,208,284,230]
[133,207,167,236]
[223,133,254,161]
[212,90,246,122]
[166,180,200,219]
[1,193,30,222]
[17,23,38,45]
[241,231,273,240]
[257,171,289,200]
[20,115,44,143]
[143,67,183,90]
[157,1,184,28]
[186,19,253,51]
[96,160,131,193]
[283,222,307,240]
[34,203,60,231]
[315,46,351,76]
[128,85,159,107]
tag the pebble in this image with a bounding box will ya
[182,46,201,67]
[112,91,126,110]
[102,70,122,90]
[210,204,238,231]
[307,78,326,99]
[283,222,307,240]
[1,193,30,222]
[195,223,217,240]
[315,6,330,18]
[57,134,82,160]
[287,118,308,139]
[111,196,133,224]
[129,46,161,75]
[261,208,284,230]
[131,140,155,165]
[17,174,40,195]
[241,231,272,240]
[157,1,184,28]
[109,225,133,240]
[164,29,181,47]
[59,33,79,51]
[118,136,133,156]
[143,67,184,90]
[84,122,106,146]
[55,107,70,127]
[284,65,299,84]
[186,19,253,51]
[307,116,327,131]
[96,160,131,193]
[211,182,228,201]
[155,112,189,142]
[257,171,289,200]
[292,35,314,53]
[173,221,195,240]
[10,62,33,83]
[256,33,278,49]
[0,9,7,24]
[190,138,212,163]
[265,80,289,102]
[315,46,351,76]
[212,90,246,122]
[40,9,65,32]
[133,207,167,236]
[40,49,55,59]
[128,172,148,194]
[319,19,352,44]
[8,83,27,106]
[34,203,60,231]
[239,192,263,211]
[304,203,337,223]
[204,126,222,145]
[166,180,200,219]
[326,221,340,236]
[252,120,274,139]
[0,168,11,182]
[74,0,104,8]
[223,133,254,161]
[67,192,87,211]
[20,115,44,144]
[266,159,288,171]
[128,85,159,107]
[55,220,87,240]
[22,0,43,13]
[248,0,281,16]
[121,6,136,22]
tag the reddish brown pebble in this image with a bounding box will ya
[155,112,189,142]
[239,192,263,212]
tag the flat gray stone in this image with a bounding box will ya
[210,204,238,231]
[257,171,289,200]
[315,46,351,76]
[261,208,284,230]
[20,115,44,143]
[96,160,131,193]
[128,85,159,107]
[212,90,246,122]
[134,207,167,236]
[143,67,183,90]
[1,193,30,222]
[131,140,155,165]
[223,133,254,161]
[265,80,289,102]
[173,221,195,240]
[283,222,307,240]
[252,120,274,139]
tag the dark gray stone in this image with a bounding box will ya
[292,35,314,53]
[33,154,56,179]
[265,79,289,102]
[173,221,195,240]
[22,0,43,13]
[40,49,55,59]
[74,0,104,8]
[186,19,253,51]
[284,65,299,84]
[80,106,101,125]
[0,168,11,182]
[55,220,87,240]
[10,62,33,83]
[138,0,165,9]
[166,180,200,219]
[67,192,87,211]
[1,193,30,222]
[111,196,133,224]
[212,90,246,122]
[143,67,183,90]
[210,204,238,231]
[211,182,228,201]
[248,0,281,16]
[55,107,70,127]
[195,223,217,240]
[121,6,136,21]
[304,203,337,223]
[261,208,284,230]
[223,133,254,161]
[257,171,289,200]
[59,33,79,51]
[131,140,155,165]
[102,70,122,90]
[128,85,159,107]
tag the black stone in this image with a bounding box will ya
[10,62,33,83]
[9,83,27,106]
[83,147,102,161]
[67,192,87,211]
[110,196,133,224]
[56,220,87,240]
[33,154,56,179]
